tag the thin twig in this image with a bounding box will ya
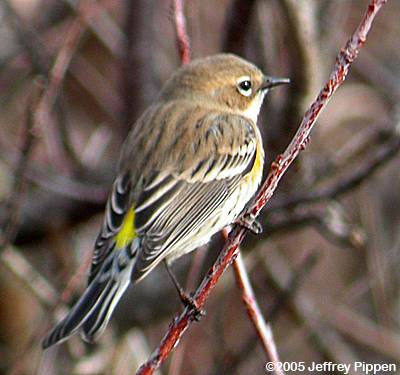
[135,1,387,373]
[34,17,85,172]
[0,0,49,74]
[40,20,85,112]
[72,55,122,124]
[232,252,283,375]
[173,0,191,64]
[62,0,126,58]
[0,83,40,252]
[221,251,319,375]
[221,227,283,371]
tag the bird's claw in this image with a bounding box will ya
[181,293,206,321]
[237,213,263,235]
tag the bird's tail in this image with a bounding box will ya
[42,251,133,349]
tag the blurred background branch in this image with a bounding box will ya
[0,81,40,253]
[0,0,399,374]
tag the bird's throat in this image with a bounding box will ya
[241,91,266,123]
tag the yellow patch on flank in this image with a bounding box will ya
[245,145,264,185]
[253,147,263,176]
[115,206,136,249]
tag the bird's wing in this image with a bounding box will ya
[131,111,260,280]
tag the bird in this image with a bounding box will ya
[42,53,289,348]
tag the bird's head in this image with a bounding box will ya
[160,53,289,122]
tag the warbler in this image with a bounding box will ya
[42,53,289,348]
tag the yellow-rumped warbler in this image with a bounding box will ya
[42,54,289,348]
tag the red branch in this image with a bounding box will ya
[173,0,191,64]
[135,1,387,373]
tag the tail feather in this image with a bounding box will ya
[81,268,130,342]
[42,251,133,349]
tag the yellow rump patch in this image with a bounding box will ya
[115,206,136,249]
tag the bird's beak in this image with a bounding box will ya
[260,76,290,91]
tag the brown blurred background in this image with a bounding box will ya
[0,0,399,374]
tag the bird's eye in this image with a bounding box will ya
[237,77,253,97]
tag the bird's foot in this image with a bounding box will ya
[164,261,205,321]
[180,292,206,321]
[237,212,263,235]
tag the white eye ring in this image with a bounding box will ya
[236,76,253,97]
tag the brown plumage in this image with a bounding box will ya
[42,54,289,348]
